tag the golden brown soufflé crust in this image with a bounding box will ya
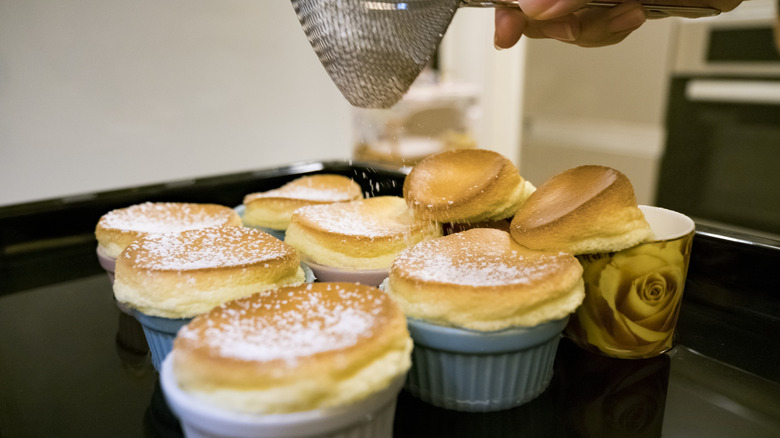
[284,196,441,270]
[113,226,305,318]
[242,174,364,230]
[402,149,535,223]
[172,282,412,413]
[95,202,242,258]
[385,228,584,331]
[509,165,653,255]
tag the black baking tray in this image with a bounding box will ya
[0,161,405,295]
[1,160,779,438]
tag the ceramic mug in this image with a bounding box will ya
[564,205,695,359]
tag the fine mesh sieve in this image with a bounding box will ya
[291,0,461,109]
[291,0,721,109]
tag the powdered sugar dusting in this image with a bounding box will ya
[179,284,385,363]
[99,202,236,233]
[293,198,413,238]
[394,232,561,287]
[245,175,362,203]
[122,226,293,270]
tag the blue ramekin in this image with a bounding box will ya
[405,316,569,412]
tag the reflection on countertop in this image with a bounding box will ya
[2,274,779,438]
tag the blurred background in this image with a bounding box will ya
[1,0,778,236]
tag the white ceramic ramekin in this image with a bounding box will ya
[160,356,405,438]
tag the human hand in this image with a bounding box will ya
[494,0,648,48]
[493,0,745,49]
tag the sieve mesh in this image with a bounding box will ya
[292,0,461,109]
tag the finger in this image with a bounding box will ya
[523,1,646,47]
[516,0,594,20]
[576,1,647,47]
[495,8,527,49]
[523,14,581,42]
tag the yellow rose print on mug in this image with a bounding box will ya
[565,206,695,359]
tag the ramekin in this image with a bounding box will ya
[405,316,569,412]
[160,356,405,438]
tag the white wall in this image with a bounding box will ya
[0,0,353,206]
[1,1,671,207]
[522,19,676,126]
[519,18,679,205]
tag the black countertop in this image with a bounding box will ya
[1,161,779,437]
